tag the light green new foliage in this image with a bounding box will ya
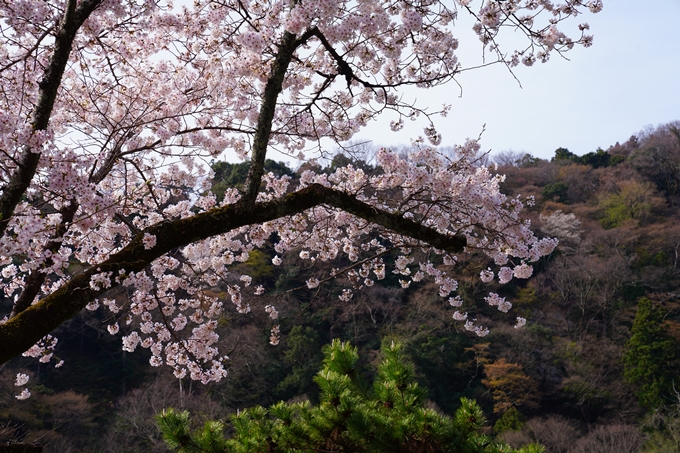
[156,408,230,453]
[157,339,545,453]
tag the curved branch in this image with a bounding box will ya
[0,183,465,364]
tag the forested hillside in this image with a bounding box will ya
[2,121,679,452]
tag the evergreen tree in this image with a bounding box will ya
[623,298,679,409]
[157,340,544,453]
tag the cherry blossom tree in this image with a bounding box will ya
[0,0,600,383]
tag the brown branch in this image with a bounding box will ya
[243,27,317,204]
[242,31,298,204]
[0,25,55,74]
[0,183,465,364]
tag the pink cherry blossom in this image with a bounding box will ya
[15,373,29,387]
[498,267,514,284]
[15,389,31,400]
[143,233,157,250]
[480,268,494,283]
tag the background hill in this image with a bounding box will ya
[2,121,679,453]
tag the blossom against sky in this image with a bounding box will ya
[357,0,680,160]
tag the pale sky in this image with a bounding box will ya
[354,0,680,160]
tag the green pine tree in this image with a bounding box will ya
[157,340,544,453]
[623,298,679,409]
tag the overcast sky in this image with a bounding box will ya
[353,0,680,160]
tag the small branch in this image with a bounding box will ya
[0,26,54,74]
[275,246,398,296]
[309,27,453,93]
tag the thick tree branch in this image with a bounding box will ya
[242,31,298,204]
[0,0,103,237]
[0,183,465,364]
[243,27,317,204]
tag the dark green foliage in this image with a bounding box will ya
[541,182,569,203]
[276,326,324,399]
[274,260,305,292]
[623,298,680,409]
[634,248,668,269]
[324,153,376,174]
[551,147,615,168]
[239,249,275,284]
[578,148,611,168]
[39,312,151,402]
[609,154,626,166]
[552,147,576,162]
[403,332,473,414]
[156,409,229,453]
[211,159,294,201]
[157,340,544,453]
[494,407,525,433]
[620,282,647,303]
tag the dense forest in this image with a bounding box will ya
[2,121,679,452]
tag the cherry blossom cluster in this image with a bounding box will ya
[21,334,59,363]
[463,0,599,66]
[485,293,512,313]
[252,143,556,335]
[5,136,556,383]
[14,373,30,400]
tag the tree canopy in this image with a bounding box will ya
[623,298,680,409]
[157,339,545,453]
[0,0,600,383]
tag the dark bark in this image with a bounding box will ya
[243,31,298,204]
[242,27,332,204]
[0,183,465,364]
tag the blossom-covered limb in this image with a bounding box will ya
[0,183,466,364]
[0,0,597,380]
